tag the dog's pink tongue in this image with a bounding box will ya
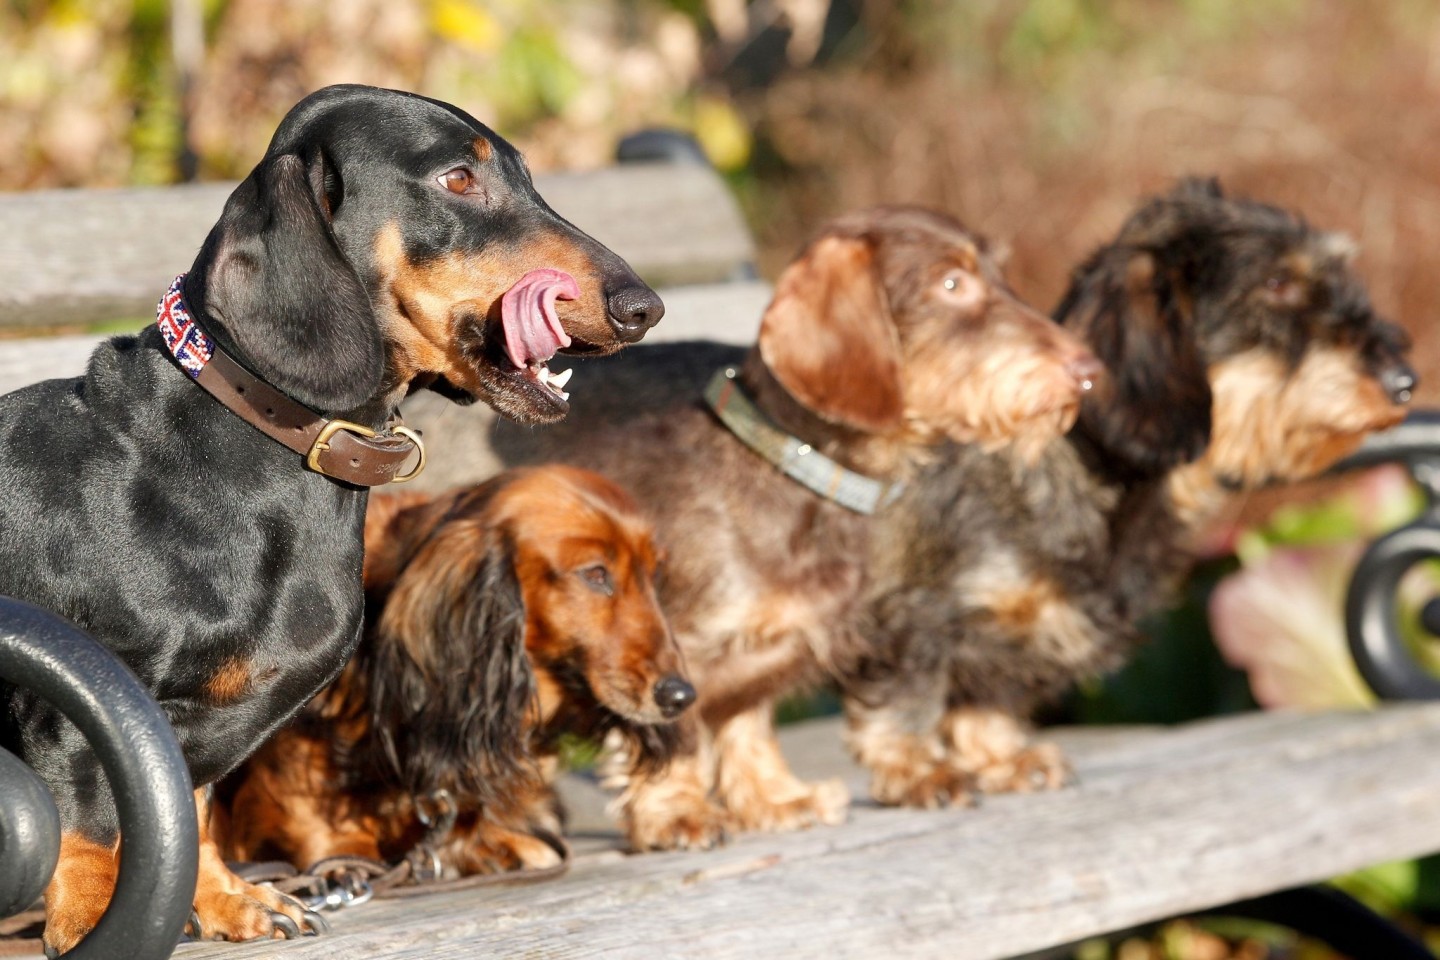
[500,268,578,370]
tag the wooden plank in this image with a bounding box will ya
[0,282,769,400]
[151,707,1440,960]
[0,163,755,330]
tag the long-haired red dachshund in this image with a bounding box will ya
[222,465,692,876]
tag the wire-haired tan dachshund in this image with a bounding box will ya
[220,466,692,878]
[0,84,661,952]
[475,206,1102,850]
[844,179,1416,808]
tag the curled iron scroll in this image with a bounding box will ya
[0,596,197,960]
[0,744,60,920]
[1334,411,1440,701]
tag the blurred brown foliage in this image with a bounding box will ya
[187,0,704,173]
[0,1,137,188]
[0,0,704,187]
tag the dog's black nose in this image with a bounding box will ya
[652,674,696,718]
[606,285,665,343]
[1382,364,1417,405]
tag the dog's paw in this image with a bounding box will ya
[727,777,852,833]
[42,834,119,956]
[968,741,1072,795]
[192,876,323,942]
[869,762,975,810]
[627,798,732,852]
[462,827,566,874]
[946,708,1073,795]
[810,777,851,825]
[42,903,105,958]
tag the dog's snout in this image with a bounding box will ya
[606,284,665,343]
[652,674,696,718]
[1381,364,1417,405]
[1065,354,1105,392]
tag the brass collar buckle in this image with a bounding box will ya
[306,420,427,485]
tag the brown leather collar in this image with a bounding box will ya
[198,351,425,487]
[157,274,424,487]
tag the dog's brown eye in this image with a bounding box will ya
[439,168,474,194]
[579,564,614,596]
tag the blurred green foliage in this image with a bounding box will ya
[128,0,180,184]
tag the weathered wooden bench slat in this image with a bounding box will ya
[158,707,1440,960]
[0,163,755,330]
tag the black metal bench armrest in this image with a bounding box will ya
[1333,410,1440,699]
[0,597,197,960]
[0,745,59,920]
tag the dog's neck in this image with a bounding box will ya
[160,276,420,486]
[180,274,395,431]
[738,351,910,480]
[1060,432,1236,625]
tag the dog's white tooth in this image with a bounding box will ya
[560,390,570,401]
[550,367,573,389]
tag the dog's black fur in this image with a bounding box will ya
[0,83,659,949]
[843,179,1417,806]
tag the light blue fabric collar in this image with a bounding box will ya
[704,367,904,515]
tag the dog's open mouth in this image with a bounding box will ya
[500,268,580,409]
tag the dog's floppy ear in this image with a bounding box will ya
[1060,248,1212,478]
[190,149,384,412]
[370,524,536,801]
[758,234,906,434]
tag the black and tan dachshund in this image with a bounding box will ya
[0,84,660,953]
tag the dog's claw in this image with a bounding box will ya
[269,911,302,939]
[301,910,331,935]
[183,909,204,941]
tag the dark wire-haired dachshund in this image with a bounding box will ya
[478,206,1102,850]
[221,465,690,877]
[844,179,1416,808]
[0,84,661,952]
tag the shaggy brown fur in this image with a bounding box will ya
[480,206,1101,849]
[844,179,1416,808]
[221,466,691,875]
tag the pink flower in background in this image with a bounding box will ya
[1210,544,1375,708]
[1209,466,1426,710]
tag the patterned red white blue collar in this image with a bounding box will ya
[155,274,215,378]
